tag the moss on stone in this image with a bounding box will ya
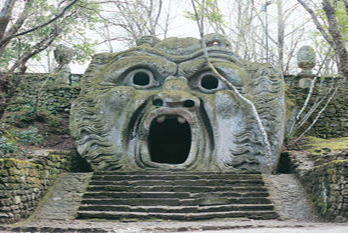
[304,136,348,156]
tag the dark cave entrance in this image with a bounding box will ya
[277,152,294,174]
[148,117,191,164]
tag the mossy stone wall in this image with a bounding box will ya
[298,160,348,221]
[285,75,348,138]
[0,150,77,224]
[9,74,80,114]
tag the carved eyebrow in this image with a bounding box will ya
[178,57,234,78]
[103,54,177,84]
[177,58,206,78]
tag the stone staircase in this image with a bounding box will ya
[76,170,278,221]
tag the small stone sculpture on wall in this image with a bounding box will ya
[53,44,73,85]
[297,45,316,88]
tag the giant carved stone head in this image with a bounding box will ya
[70,34,285,173]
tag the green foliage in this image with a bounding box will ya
[6,112,35,128]
[73,41,98,64]
[0,136,19,156]
[15,126,43,145]
[335,1,348,41]
[0,0,103,71]
[6,97,34,112]
[315,0,348,41]
[184,0,225,24]
[4,98,62,129]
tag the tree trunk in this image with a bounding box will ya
[322,0,348,80]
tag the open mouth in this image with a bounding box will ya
[148,115,191,164]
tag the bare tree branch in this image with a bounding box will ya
[297,0,334,47]
[190,0,272,171]
[322,0,348,79]
[0,0,79,47]
[0,0,17,40]
[0,27,59,117]
[294,82,340,143]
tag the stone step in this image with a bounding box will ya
[87,185,268,192]
[93,171,261,176]
[77,171,277,221]
[88,179,264,186]
[91,174,262,181]
[83,191,269,199]
[77,210,278,221]
[79,203,275,213]
[81,197,271,206]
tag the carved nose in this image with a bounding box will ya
[153,76,200,109]
[152,94,199,109]
[153,98,164,107]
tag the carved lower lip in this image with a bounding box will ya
[147,114,191,164]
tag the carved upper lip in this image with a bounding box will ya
[143,108,195,130]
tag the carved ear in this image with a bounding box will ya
[204,33,231,49]
[136,36,161,47]
[247,64,286,171]
[80,53,114,89]
[213,91,272,171]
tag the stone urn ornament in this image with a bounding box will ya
[53,44,73,85]
[297,46,316,76]
[297,45,316,88]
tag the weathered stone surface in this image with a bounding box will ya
[4,219,347,233]
[285,76,348,138]
[7,74,81,114]
[297,45,316,77]
[289,148,348,222]
[28,173,92,221]
[77,171,277,221]
[0,150,82,224]
[70,34,286,172]
[263,174,317,221]
[53,44,74,85]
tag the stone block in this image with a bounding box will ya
[4,160,15,168]
[0,190,9,198]
[0,199,12,207]
[14,196,21,204]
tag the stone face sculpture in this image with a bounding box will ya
[70,34,285,173]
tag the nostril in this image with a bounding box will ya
[153,98,164,107]
[183,100,195,108]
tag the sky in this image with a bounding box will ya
[25,0,318,74]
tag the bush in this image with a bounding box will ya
[0,136,19,156]
[5,106,62,129]
[15,126,43,145]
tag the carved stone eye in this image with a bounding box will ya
[199,72,220,92]
[133,71,150,86]
[127,69,157,88]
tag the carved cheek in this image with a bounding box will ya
[103,88,137,113]
[215,92,241,119]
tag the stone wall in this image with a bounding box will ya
[296,159,348,221]
[9,74,80,114]
[0,150,81,224]
[285,76,348,138]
